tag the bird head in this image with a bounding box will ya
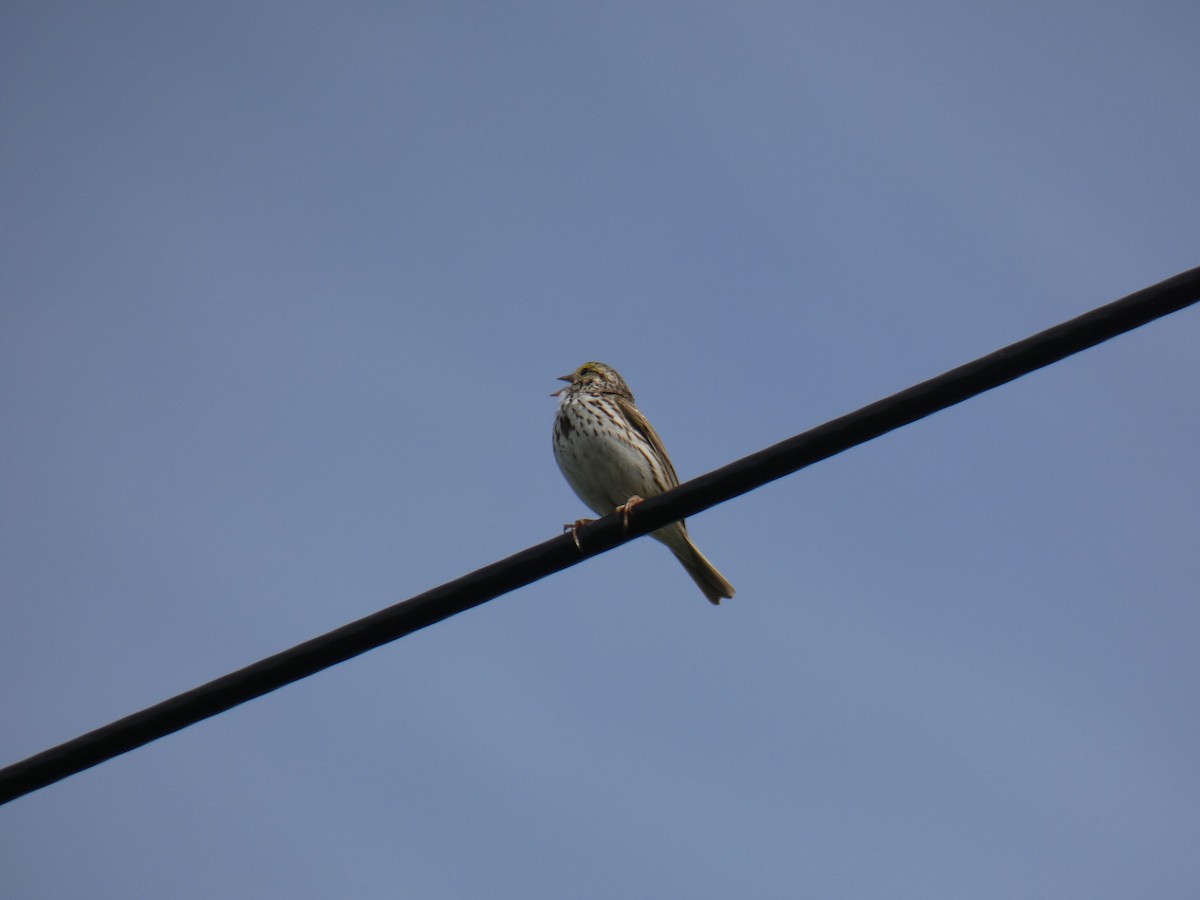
[552,361,632,398]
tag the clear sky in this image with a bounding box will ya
[2,3,1198,898]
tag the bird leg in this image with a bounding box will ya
[563,518,594,551]
[616,495,645,533]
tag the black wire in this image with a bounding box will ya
[3,266,1198,805]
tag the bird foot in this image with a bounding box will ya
[563,518,595,551]
[616,495,645,533]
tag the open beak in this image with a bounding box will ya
[551,372,575,397]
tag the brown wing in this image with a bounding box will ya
[615,395,681,490]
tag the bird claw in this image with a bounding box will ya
[563,496,644,550]
[616,495,645,533]
[563,518,594,551]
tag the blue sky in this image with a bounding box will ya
[2,3,1198,897]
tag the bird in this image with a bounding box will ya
[552,361,734,604]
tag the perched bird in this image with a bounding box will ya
[552,361,735,604]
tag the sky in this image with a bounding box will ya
[2,2,1198,897]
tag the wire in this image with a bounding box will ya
[2,265,1198,805]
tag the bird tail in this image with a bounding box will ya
[666,531,735,605]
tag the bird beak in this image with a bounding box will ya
[551,372,574,397]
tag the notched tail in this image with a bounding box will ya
[672,538,735,605]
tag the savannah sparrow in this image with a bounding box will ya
[552,362,735,604]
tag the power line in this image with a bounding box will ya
[2,266,1198,805]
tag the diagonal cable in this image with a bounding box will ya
[2,265,1198,805]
